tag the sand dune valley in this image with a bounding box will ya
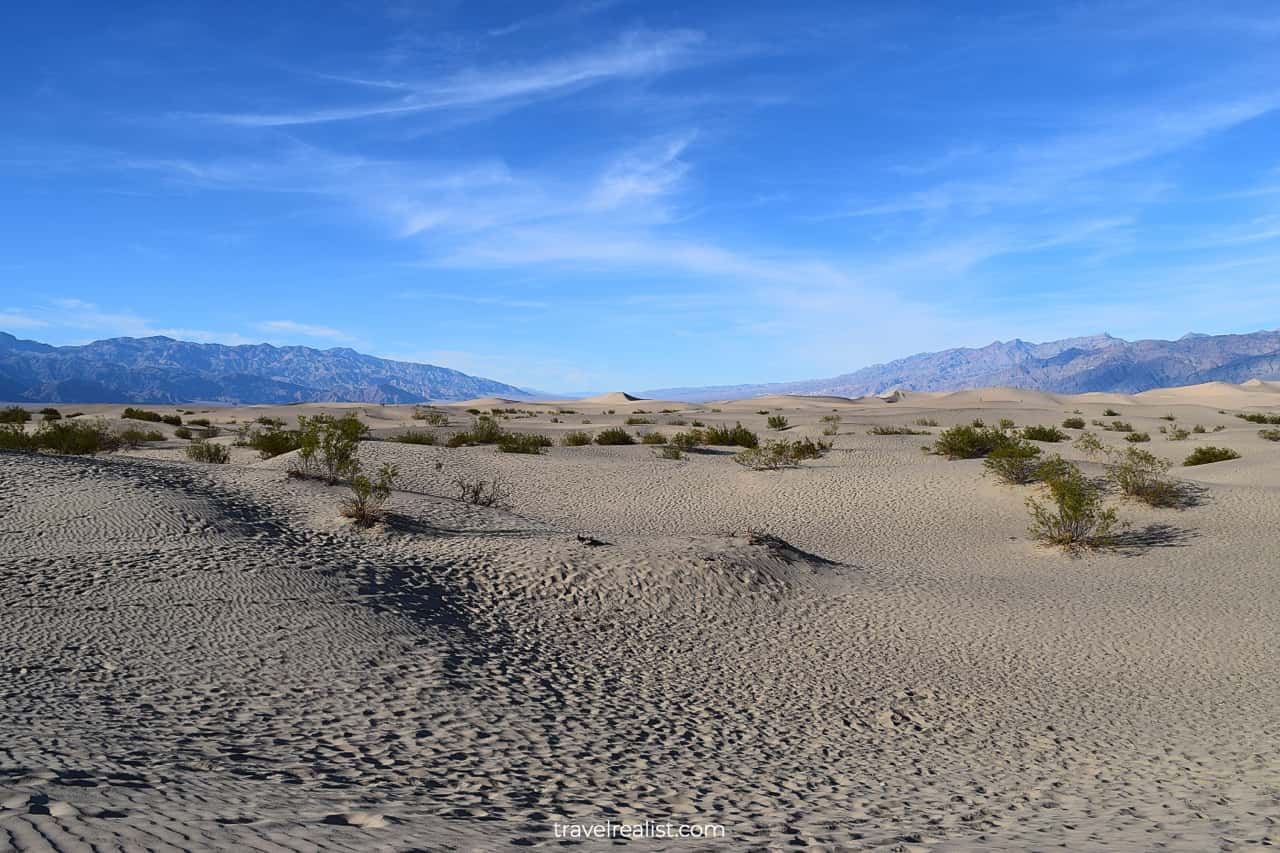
[2,382,1279,852]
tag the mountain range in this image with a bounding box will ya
[6,328,1280,405]
[642,330,1280,401]
[0,333,531,404]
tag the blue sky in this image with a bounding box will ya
[3,1,1280,391]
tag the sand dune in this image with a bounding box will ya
[2,384,1279,851]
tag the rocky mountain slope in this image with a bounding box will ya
[0,333,531,404]
[643,330,1280,401]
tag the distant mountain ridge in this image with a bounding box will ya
[642,330,1280,401]
[0,332,531,404]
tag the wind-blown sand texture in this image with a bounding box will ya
[2,385,1279,851]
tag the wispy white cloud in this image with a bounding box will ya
[31,298,253,344]
[0,310,48,330]
[588,133,695,212]
[193,29,705,127]
[254,320,358,343]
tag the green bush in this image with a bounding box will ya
[174,426,194,440]
[1026,462,1119,550]
[292,413,367,482]
[1159,413,1176,421]
[1124,431,1150,443]
[412,407,450,425]
[1074,432,1104,456]
[0,425,37,451]
[341,463,397,528]
[117,427,164,448]
[869,425,929,435]
[186,440,230,464]
[1061,417,1086,430]
[390,429,437,446]
[241,425,303,457]
[1183,446,1240,466]
[624,416,654,425]
[670,430,704,450]
[820,414,841,435]
[594,427,635,445]
[998,418,1016,430]
[1260,428,1280,442]
[560,431,592,446]
[1165,426,1191,441]
[1192,424,1207,434]
[932,424,1017,459]
[39,407,62,422]
[1106,447,1180,508]
[702,422,758,448]
[1103,408,1120,417]
[122,407,163,422]
[454,475,511,508]
[767,415,789,430]
[640,432,666,445]
[656,445,684,460]
[34,419,119,455]
[914,417,939,427]
[983,441,1043,484]
[733,437,830,470]
[1103,420,1134,432]
[446,415,504,447]
[0,406,31,424]
[1235,412,1280,425]
[161,414,182,426]
[1022,425,1067,443]
[187,417,210,426]
[497,432,553,454]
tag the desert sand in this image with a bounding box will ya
[2,385,1279,851]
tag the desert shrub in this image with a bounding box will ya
[1124,431,1150,443]
[187,417,211,427]
[240,425,302,457]
[1106,447,1180,507]
[998,418,1016,430]
[39,407,62,422]
[1103,408,1120,417]
[497,432,553,454]
[200,424,222,438]
[971,418,986,428]
[670,430,704,450]
[914,417,939,427]
[560,431,592,446]
[767,415,789,430]
[1236,412,1280,425]
[122,407,163,422]
[1260,428,1280,442]
[983,441,1043,484]
[657,445,684,460]
[869,425,929,435]
[1073,431,1104,456]
[691,420,706,427]
[666,417,688,425]
[702,422,759,448]
[594,427,635,445]
[1183,446,1240,466]
[1022,425,1067,443]
[1062,417,1086,430]
[117,427,164,448]
[256,416,285,428]
[413,407,450,425]
[1159,413,1176,421]
[447,415,504,447]
[1104,420,1134,432]
[820,414,841,435]
[1192,424,1207,434]
[640,432,666,445]
[185,440,230,464]
[391,429,436,445]
[625,416,654,425]
[454,475,511,508]
[161,414,182,426]
[293,413,367,482]
[734,437,831,470]
[0,406,31,424]
[0,425,37,451]
[341,463,397,528]
[174,426,194,439]
[466,408,481,415]
[755,409,770,415]
[558,408,578,414]
[1026,462,1119,550]
[34,419,119,455]
[1165,425,1191,441]
[932,424,1017,459]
